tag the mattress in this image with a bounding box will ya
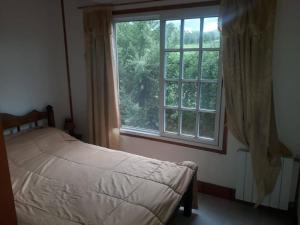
[5,128,197,225]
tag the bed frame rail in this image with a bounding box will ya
[0,122,18,225]
[0,105,55,225]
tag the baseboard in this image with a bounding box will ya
[197,181,297,223]
[197,181,235,200]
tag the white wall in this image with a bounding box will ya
[65,0,300,189]
[270,0,300,221]
[273,0,300,155]
[121,132,243,188]
[0,0,70,128]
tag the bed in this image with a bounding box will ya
[0,106,198,225]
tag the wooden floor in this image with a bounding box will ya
[174,194,296,225]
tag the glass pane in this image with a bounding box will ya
[165,52,180,79]
[203,17,220,48]
[182,82,197,108]
[201,51,219,80]
[200,82,218,110]
[165,82,179,107]
[116,20,160,131]
[184,18,200,48]
[183,51,199,79]
[199,112,216,138]
[166,20,181,49]
[165,109,179,133]
[182,111,196,136]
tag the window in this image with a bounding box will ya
[116,20,160,132]
[115,10,225,150]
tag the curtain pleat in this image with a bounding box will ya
[83,7,120,149]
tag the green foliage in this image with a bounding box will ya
[166,21,180,48]
[199,112,215,138]
[203,30,220,48]
[182,111,196,135]
[165,109,178,132]
[184,31,200,48]
[200,82,218,110]
[165,52,180,78]
[182,83,197,108]
[117,21,160,131]
[183,51,199,79]
[165,82,179,107]
[201,51,219,80]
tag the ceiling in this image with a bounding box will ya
[85,0,160,4]
[80,0,168,5]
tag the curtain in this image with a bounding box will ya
[83,7,120,149]
[220,0,291,204]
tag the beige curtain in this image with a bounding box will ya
[220,0,291,204]
[83,7,120,149]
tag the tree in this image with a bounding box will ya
[117,21,160,130]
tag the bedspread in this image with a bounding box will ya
[5,128,197,225]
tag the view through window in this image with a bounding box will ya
[116,15,223,147]
[116,20,160,131]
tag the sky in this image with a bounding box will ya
[167,17,219,33]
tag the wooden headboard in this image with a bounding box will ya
[0,105,55,131]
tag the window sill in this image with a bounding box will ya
[120,128,227,154]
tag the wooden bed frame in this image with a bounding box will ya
[0,105,55,131]
[0,105,193,225]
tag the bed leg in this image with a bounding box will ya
[183,180,193,217]
[46,105,55,127]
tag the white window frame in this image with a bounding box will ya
[114,6,226,151]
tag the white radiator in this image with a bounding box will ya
[235,150,299,210]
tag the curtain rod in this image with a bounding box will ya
[78,1,220,15]
[78,0,166,9]
[77,0,219,11]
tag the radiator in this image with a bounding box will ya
[235,150,298,210]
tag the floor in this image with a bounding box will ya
[173,194,296,225]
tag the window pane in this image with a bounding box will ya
[201,51,219,80]
[165,109,179,133]
[184,19,200,48]
[165,81,179,107]
[182,82,197,108]
[166,20,181,49]
[165,52,180,79]
[203,17,220,48]
[200,82,218,110]
[183,51,199,79]
[182,111,196,136]
[116,20,160,131]
[199,112,215,138]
